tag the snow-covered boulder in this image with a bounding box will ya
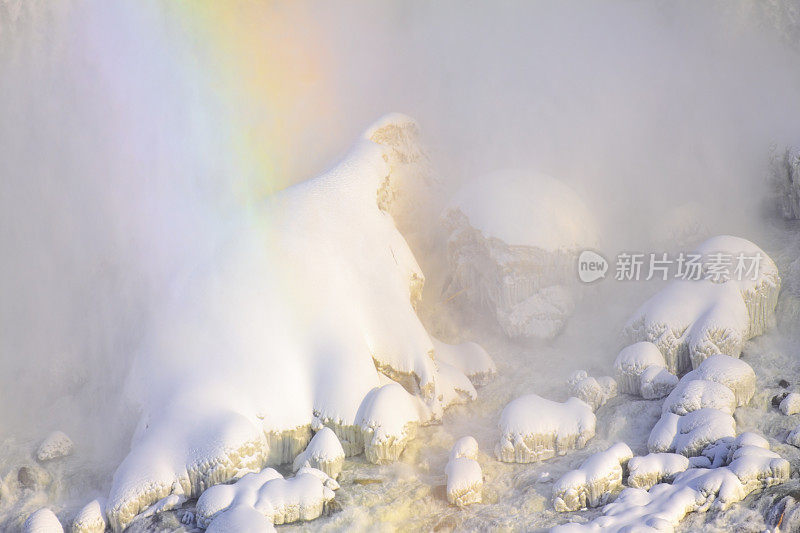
[552,442,633,512]
[292,427,345,479]
[613,342,675,397]
[648,408,737,457]
[623,236,779,375]
[681,354,756,407]
[196,467,337,529]
[71,499,107,533]
[205,505,275,533]
[496,395,596,463]
[626,453,690,489]
[639,366,679,400]
[432,338,496,387]
[104,115,494,530]
[780,392,800,415]
[445,436,482,507]
[661,379,737,416]
[442,170,598,340]
[36,431,73,462]
[23,509,63,533]
[355,383,428,464]
[567,371,617,411]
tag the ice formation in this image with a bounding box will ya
[196,467,337,529]
[613,342,678,399]
[496,395,596,463]
[442,170,598,340]
[292,427,345,479]
[566,371,617,411]
[623,236,780,375]
[661,379,737,416]
[35,431,73,462]
[431,338,496,386]
[71,499,107,533]
[552,433,788,532]
[626,453,690,490]
[23,508,63,533]
[445,436,482,507]
[104,115,494,530]
[638,366,679,400]
[552,442,633,512]
[787,424,800,447]
[680,353,756,407]
[779,392,800,415]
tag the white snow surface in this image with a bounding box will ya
[613,342,668,395]
[496,395,596,463]
[104,115,493,530]
[292,427,345,479]
[445,437,483,507]
[71,499,107,533]
[567,371,617,411]
[626,453,690,490]
[23,508,63,533]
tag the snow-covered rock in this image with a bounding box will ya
[626,453,690,490]
[639,366,679,400]
[681,354,756,407]
[431,338,496,386]
[496,395,596,463]
[623,236,779,375]
[104,115,493,530]
[661,379,737,416]
[205,505,275,533]
[196,467,337,529]
[648,408,737,457]
[292,427,345,480]
[779,392,800,415]
[355,383,428,464]
[552,442,633,512]
[442,170,598,340]
[23,508,63,533]
[613,342,671,396]
[71,499,107,533]
[445,436,482,507]
[567,371,617,411]
[36,431,73,462]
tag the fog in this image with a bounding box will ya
[1,0,799,508]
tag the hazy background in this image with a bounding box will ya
[1,0,799,489]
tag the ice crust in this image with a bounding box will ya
[196,467,337,529]
[623,236,779,375]
[445,436,482,507]
[292,427,345,479]
[552,433,788,532]
[613,342,670,396]
[104,115,494,530]
[567,371,617,411]
[626,453,690,490]
[23,508,63,533]
[552,442,633,512]
[35,432,73,463]
[442,170,598,340]
[71,499,107,533]
[495,395,596,463]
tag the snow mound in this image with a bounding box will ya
[648,409,736,457]
[779,392,800,415]
[680,353,756,407]
[552,442,633,512]
[445,437,482,507]
[567,371,617,411]
[36,431,73,462]
[196,467,337,529]
[613,342,669,395]
[292,427,345,479]
[626,453,690,490]
[205,505,275,533]
[105,115,492,530]
[496,395,596,463]
[623,236,779,375]
[23,509,63,533]
[431,338,496,387]
[551,433,788,532]
[71,499,107,533]
[661,379,736,416]
[442,170,598,340]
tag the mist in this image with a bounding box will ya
[1,0,800,514]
